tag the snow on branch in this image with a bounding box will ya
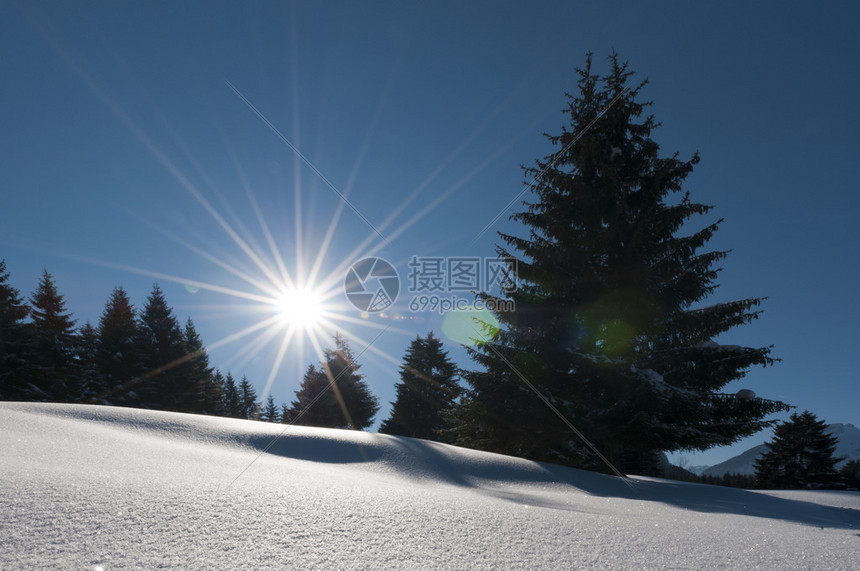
[628,366,698,398]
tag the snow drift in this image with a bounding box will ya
[1,403,858,569]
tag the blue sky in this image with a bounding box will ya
[2,1,857,466]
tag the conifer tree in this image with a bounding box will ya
[289,334,379,430]
[137,284,186,410]
[754,411,843,489]
[238,376,258,420]
[178,318,212,413]
[203,369,226,416]
[289,365,330,426]
[27,270,77,401]
[74,322,104,403]
[260,395,279,422]
[453,53,790,473]
[280,402,291,424]
[840,460,860,489]
[380,332,460,441]
[222,372,242,418]
[0,260,31,400]
[96,287,140,405]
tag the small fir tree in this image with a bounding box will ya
[280,402,292,424]
[222,372,242,418]
[137,284,186,410]
[754,411,843,489]
[74,322,104,403]
[289,365,330,426]
[289,334,379,430]
[27,270,77,401]
[202,369,226,416]
[238,376,259,420]
[178,318,212,414]
[97,286,141,405]
[260,395,280,423]
[380,332,460,441]
[0,260,31,400]
[840,460,860,489]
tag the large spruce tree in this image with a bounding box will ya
[454,53,789,473]
[289,334,379,430]
[380,332,460,441]
[754,411,843,489]
[0,260,31,400]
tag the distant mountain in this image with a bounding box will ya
[828,423,860,463]
[702,445,768,477]
[658,455,699,481]
[702,423,860,477]
[686,465,711,476]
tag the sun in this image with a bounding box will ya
[272,286,325,329]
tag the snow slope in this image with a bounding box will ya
[2,403,859,569]
[703,423,860,477]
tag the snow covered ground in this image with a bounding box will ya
[2,403,858,569]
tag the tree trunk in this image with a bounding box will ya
[600,441,624,476]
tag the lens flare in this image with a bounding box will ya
[442,306,500,346]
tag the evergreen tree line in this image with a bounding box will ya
[0,265,267,416]
[191,330,459,433]
[0,266,219,411]
[0,262,462,435]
